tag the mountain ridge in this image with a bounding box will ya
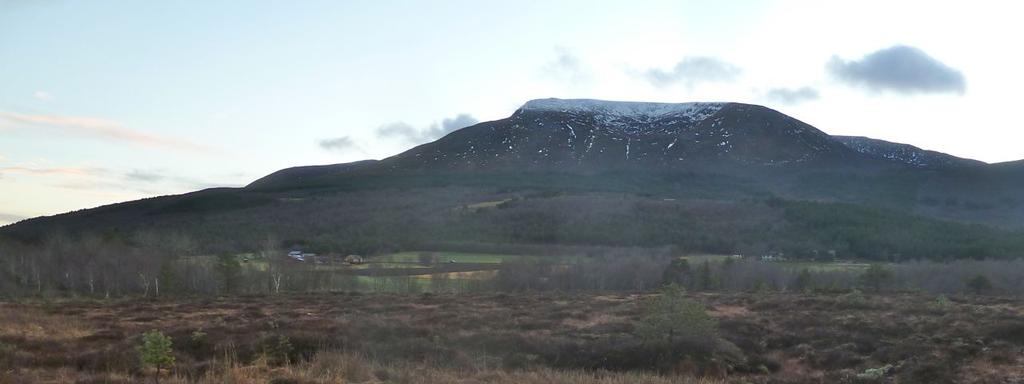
[833,135,985,169]
[4,98,1024,243]
[380,100,870,172]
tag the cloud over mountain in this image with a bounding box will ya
[124,170,164,182]
[544,47,590,85]
[643,56,741,88]
[376,114,478,144]
[828,45,966,95]
[765,87,820,105]
[319,136,356,152]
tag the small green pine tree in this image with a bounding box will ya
[696,260,716,291]
[157,260,180,296]
[662,258,691,287]
[637,284,717,345]
[215,254,242,294]
[138,330,174,383]
[266,334,293,365]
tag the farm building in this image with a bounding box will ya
[287,250,318,262]
[760,251,786,262]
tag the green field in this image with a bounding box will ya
[320,251,592,293]
[677,254,883,272]
[778,261,877,271]
[460,199,513,210]
[371,251,584,264]
[178,250,588,293]
[188,250,886,293]
[678,254,736,263]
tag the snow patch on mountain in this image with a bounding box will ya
[521,98,725,120]
[834,136,981,168]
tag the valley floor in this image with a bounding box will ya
[2,292,1023,383]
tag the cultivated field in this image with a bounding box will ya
[2,292,1023,383]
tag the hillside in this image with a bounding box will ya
[3,99,1023,260]
[383,100,863,170]
[833,136,985,169]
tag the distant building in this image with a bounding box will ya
[344,255,363,264]
[287,250,317,262]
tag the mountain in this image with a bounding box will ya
[248,160,379,190]
[833,136,984,169]
[383,99,862,171]
[250,99,899,193]
[3,98,1023,260]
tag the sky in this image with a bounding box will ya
[2,0,1023,225]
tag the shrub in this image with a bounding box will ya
[987,321,1024,345]
[836,289,869,309]
[929,295,953,312]
[898,360,956,384]
[265,334,293,365]
[138,330,174,383]
[859,265,893,292]
[856,364,893,381]
[966,274,993,294]
[636,284,717,345]
[0,341,14,369]
[190,329,207,345]
[790,268,813,292]
[809,343,864,370]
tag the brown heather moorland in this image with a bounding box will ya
[2,292,1024,384]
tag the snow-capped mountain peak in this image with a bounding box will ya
[386,99,853,170]
[519,98,725,121]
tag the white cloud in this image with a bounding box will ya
[124,169,164,182]
[828,45,966,95]
[0,165,103,177]
[544,47,590,85]
[642,56,742,88]
[376,114,479,144]
[0,111,214,153]
[765,87,820,105]
[319,136,357,152]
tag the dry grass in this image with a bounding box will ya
[2,292,1024,383]
[0,305,91,341]
[189,352,723,384]
[3,352,722,384]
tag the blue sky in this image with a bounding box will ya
[2,0,1023,224]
